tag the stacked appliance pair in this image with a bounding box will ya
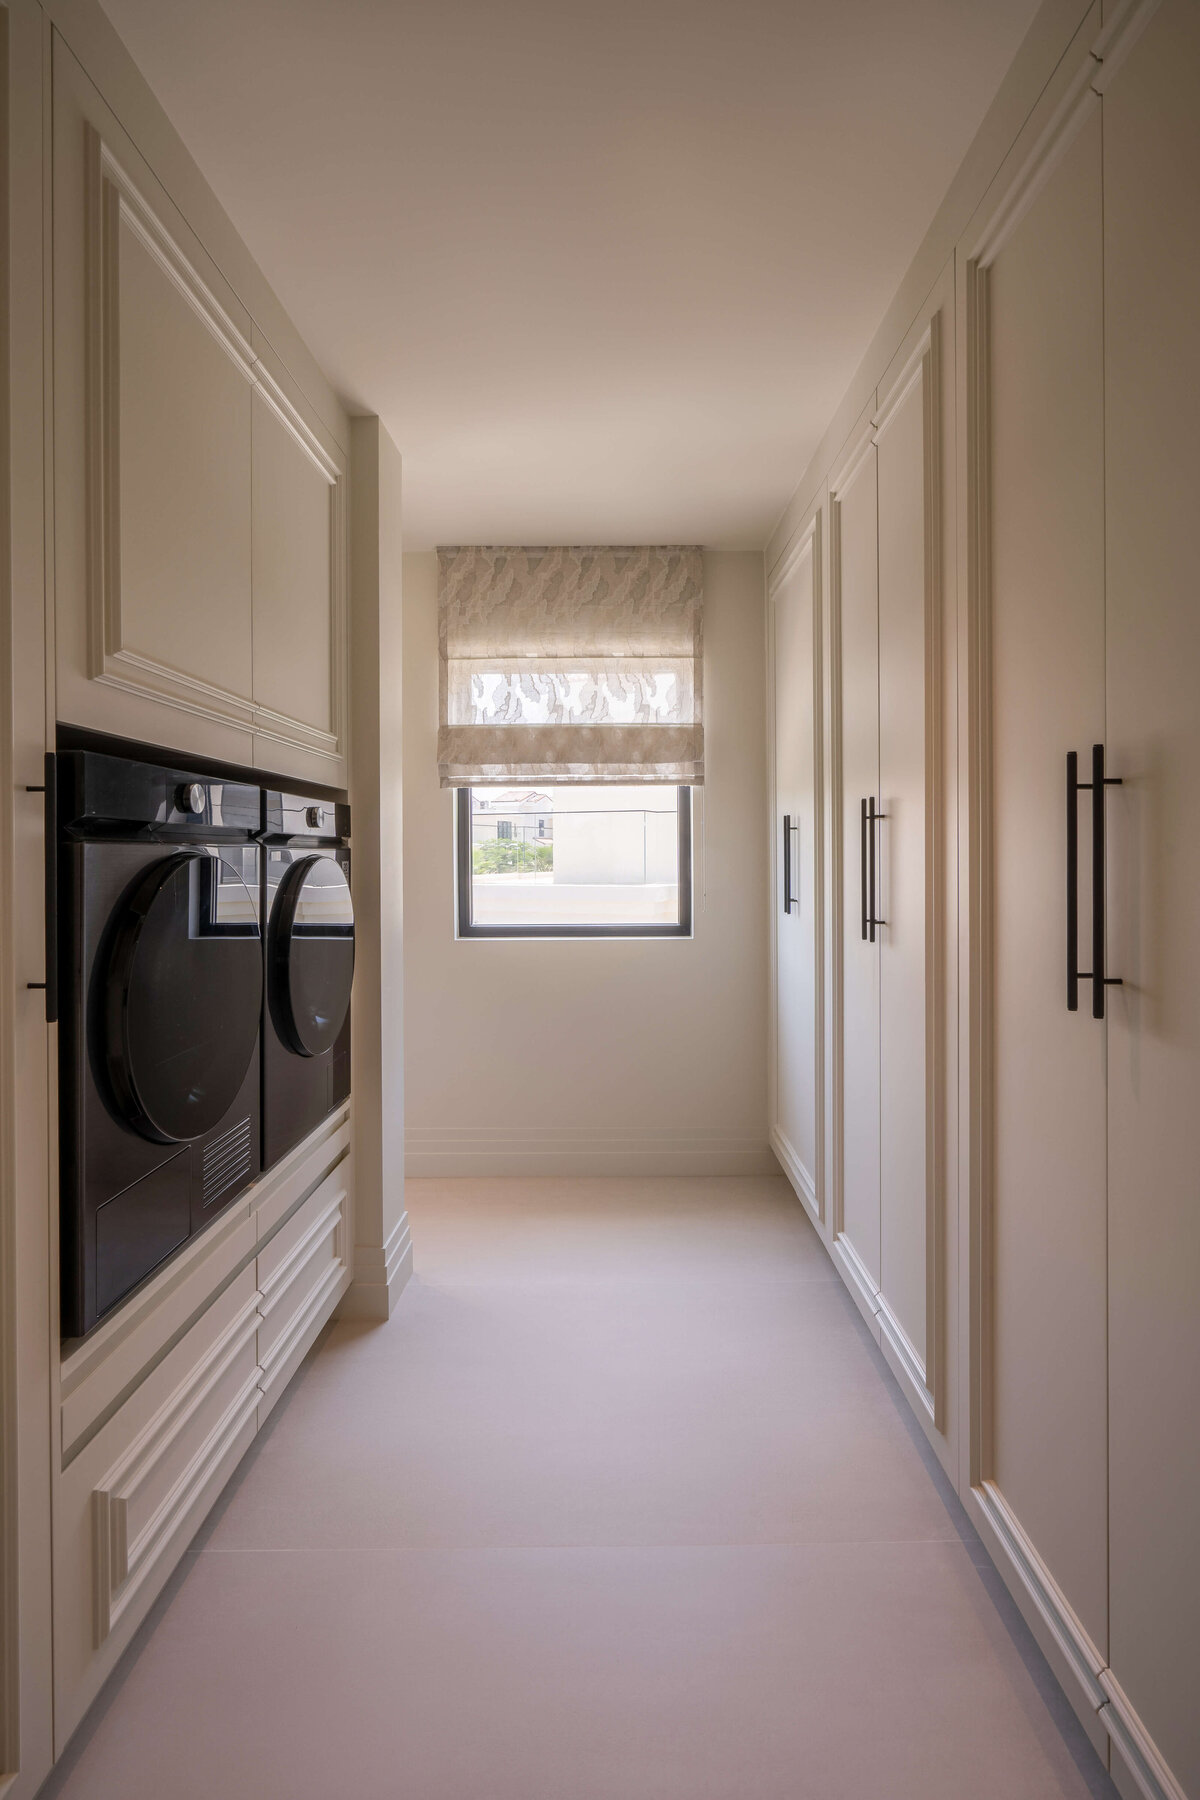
[56,750,353,1339]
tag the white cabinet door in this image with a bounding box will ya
[1103,2,1200,1790]
[52,39,349,786]
[874,319,940,1410]
[250,342,347,786]
[977,102,1108,1656]
[770,520,821,1212]
[832,417,881,1304]
[52,42,258,766]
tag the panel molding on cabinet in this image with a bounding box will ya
[767,510,824,1224]
[828,411,879,1328]
[960,29,1109,1679]
[82,123,257,738]
[89,1283,260,1645]
[873,314,943,1426]
[76,108,347,776]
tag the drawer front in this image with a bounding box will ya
[90,1267,261,1646]
[257,1156,351,1417]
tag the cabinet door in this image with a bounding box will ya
[770,521,820,1210]
[1103,2,1200,1790]
[981,106,1108,1654]
[832,422,881,1301]
[52,42,257,766]
[874,323,939,1406]
[250,339,347,785]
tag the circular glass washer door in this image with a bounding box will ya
[270,854,355,1058]
[101,849,262,1143]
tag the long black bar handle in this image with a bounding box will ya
[782,813,794,914]
[867,796,878,943]
[1067,751,1080,1011]
[25,752,57,1022]
[860,799,868,941]
[1091,741,1122,1021]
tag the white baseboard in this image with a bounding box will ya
[969,1481,1186,1800]
[338,1213,413,1321]
[769,1126,821,1228]
[404,1128,779,1179]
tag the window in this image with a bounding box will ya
[457,784,692,938]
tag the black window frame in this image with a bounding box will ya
[456,785,693,940]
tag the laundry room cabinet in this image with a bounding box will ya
[51,39,349,787]
[768,512,823,1218]
[964,3,1200,1793]
[826,278,950,1431]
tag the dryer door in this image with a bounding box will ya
[269,854,355,1057]
[100,850,262,1143]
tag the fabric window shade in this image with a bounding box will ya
[437,546,704,786]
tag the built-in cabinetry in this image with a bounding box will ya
[52,38,348,787]
[768,5,1195,1796]
[53,1110,351,1751]
[964,4,1199,1796]
[828,277,950,1431]
[768,516,822,1218]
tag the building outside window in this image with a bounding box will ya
[457,784,691,938]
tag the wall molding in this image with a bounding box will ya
[405,1127,777,1179]
[769,1127,819,1230]
[339,1212,413,1322]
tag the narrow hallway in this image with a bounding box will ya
[48,1179,1113,1800]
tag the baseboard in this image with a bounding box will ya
[769,1126,822,1229]
[338,1213,413,1321]
[404,1128,778,1179]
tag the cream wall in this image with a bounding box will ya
[401,550,772,1176]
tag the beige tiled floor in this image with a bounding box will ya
[47,1176,1115,1799]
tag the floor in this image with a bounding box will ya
[46,1176,1116,1800]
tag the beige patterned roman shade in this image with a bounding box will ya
[437,546,704,786]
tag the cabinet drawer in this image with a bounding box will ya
[54,1265,261,1746]
[257,1156,351,1419]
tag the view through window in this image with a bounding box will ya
[457,785,691,937]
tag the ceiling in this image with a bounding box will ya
[99,0,1041,550]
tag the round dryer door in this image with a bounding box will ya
[101,850,262,1143]
[270,855,354,1057]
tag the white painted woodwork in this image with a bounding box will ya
[770,524,820,1211]
[875,329,937,1394]
[51,40,348,784]
[832,420,881,1295]
[257,1156,351,1423]
[52,1109,352,1751]
[251,391,332,735]
[1102,3,1200,1793]
[981,102,1109,1661]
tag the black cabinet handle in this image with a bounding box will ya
[1091,741,1122,1021]
[860,799,868,940]
[26,753,56,1022]
[782,814,799,915]
[1066,744,1121,1019]
[1067,750,1080,1011]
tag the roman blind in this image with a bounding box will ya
[437,546,704,786]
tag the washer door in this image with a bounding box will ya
[101,850,262,1144]
[270,854,354,1057]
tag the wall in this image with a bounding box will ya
[344,417,411,1316]
[402,549,772,1177]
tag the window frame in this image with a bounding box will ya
[455,785,693,940]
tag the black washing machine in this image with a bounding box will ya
[261,790,353,1172]
[57,751,264,1339]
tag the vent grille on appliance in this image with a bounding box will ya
[202,1116,252,1208]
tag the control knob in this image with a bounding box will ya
[177,782,206,817]
[305,805,326,831]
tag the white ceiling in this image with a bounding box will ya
[99,0,1040,549]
